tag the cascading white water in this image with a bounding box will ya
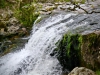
[0,13,76,75]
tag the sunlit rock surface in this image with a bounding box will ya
[68,67,96,75]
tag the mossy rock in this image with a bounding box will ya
[55,32,100,71]
[81,33,100,70]
[55,34,81,71]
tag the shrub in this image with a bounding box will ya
[14,2,41,27]
[0,0,6,8]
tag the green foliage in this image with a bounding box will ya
[88,34,97,48]
[14,2,41,27]
[74,0,85,4]
[54,0,66,2]
[34,0,64,3]
[56,34,82,71]
[0,0,14,9]
[70,0,86,4]
[0,0,40,27]
[0,0,6,8]
[80,33,100,70]
[96,70,100,75]
[82,33,99,49]
[59,0,87,4]
[64,0,70,2]
[81,0,86,4]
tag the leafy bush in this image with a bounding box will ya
[96,70,100,75]
[14,2,41,27]
[0,0,6,8]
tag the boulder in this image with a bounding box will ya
[68,67,96,75]
[8,17,19,26]
[7,25,19,34]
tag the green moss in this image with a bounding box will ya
[81,33,100,54]
[0,0,40,28]
[0,0,6,8]
[56,34,82,71]
[96,70,100,75]
[0,0,14,9]
[79,33,100,70]
[81,0,85,4]
[55,33,100,71]
[64,0,70,2]
[34,0,69,3]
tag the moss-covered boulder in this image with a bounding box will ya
[56,32,100,72]
[80,32,100,70]
[56,34,81,71]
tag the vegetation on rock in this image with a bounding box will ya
[55,34,81,71]
[68,67,96,75]
[81,33,100,70]
[55,32,100,73]
[14,2,40,27]
[96,70,100,75]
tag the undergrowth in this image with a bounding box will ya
[14,2,40,27]
[96,70,100,75]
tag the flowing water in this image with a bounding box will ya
[0,13,93,75]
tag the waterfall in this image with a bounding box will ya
[0,13,75,75]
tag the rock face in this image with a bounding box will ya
[81,33,100,70]
[56,32,100,71]
[56,32,100,72]
[54,13,100,73]
[0,37,29,56]
[68,67,96,75]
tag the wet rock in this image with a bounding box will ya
[68,67,96,75]
[14,68,22,75]
[0,37,28,56]
[0,40,12,55]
